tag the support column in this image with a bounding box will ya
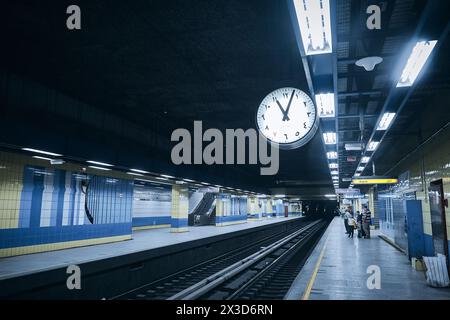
[247,196,261,220]
[215,193,225,226]
[171,185,189,233]
[368,186,379,229]
[266,198,273,217]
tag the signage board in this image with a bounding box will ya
[352,176,398,185]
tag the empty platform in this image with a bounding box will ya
[0,216,303,299]
[286,217,450,300]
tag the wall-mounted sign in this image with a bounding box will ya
[336,188,360,194]
[352,176,398,185]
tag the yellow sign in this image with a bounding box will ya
[352,178,398,185]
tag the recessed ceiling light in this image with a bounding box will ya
[377,112,396,130]
[293,0,332,56]
[327,151,338,159]
[87,160,113,167]
[315,93,335,118]
[397,40,437,87]
[329,163,338,169]
[361,156,370,163]
[22,148,62,157]
[32,156,53,161]
[130,169,149,174]
[88,166,111,171]
[323,132,336,144]
[127,172,144,176]
[367,141,379,151]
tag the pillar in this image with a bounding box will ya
[215,193,225,226]
[266,198,273,217]
[247,196,261,220]
[171,185,189,233]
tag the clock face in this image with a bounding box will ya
[256,87,318,149]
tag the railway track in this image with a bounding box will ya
[112,219,327,300]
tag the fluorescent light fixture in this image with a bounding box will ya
[293,0,332,55]
[183,178,195,182]
[160,174,175,179]
[327,151,338,159]
[323,132,336,144]
[397,40,437,87]
[377,112,396,130]
[331,170,339,175]
[357,166,364,172]
[324,194,336,198]
[88,165,111,171]
[32,156,53,161]
[130,169,149,174]
[367,141,379,151]
[87,160,113,167]
[155,177,169,181]
[275,195,286,198]
[361,156,370,163]
[315,93,335,118]
[127,172,144,177]
[22,148,62,157]
[329,163,338,169]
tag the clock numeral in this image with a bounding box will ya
[295,131,300,136]
[261,114,265,120]
[303,101,307,107]
[265,125,269,131]
[303,122,307,129]
[307,112,311,117]
[283,93,289,98]
[284,134,288,140]
[273,131,277,137]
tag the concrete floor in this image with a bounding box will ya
[0,216,300,281]
[286,217,450,300]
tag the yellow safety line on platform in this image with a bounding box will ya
[302,237,328,300]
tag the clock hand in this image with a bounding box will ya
[276,99,290,121]
[282,89,295,121]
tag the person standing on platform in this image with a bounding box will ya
[362,206,371,239]
[347,215,356,238]
[343,207,352,235]
[356,211,365,238]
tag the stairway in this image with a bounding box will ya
[188,193,216,226]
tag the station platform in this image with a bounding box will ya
[286,217,450,300]
[0,216,303,299]
[0,216,299,281]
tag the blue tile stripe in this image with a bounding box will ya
[29,171,44,228]
[216,215,247,224]
[18,166,35,228]
[132,216,171,227]
[171,217,188,229]
[0,223,132,249]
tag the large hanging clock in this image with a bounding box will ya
[256,87,319,149]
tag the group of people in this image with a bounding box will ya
[342,205,372,239]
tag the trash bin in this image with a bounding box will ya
[423,254,450,287]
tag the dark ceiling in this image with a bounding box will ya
[0,0,449,196]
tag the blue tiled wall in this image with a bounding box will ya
[0,155,133,256]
